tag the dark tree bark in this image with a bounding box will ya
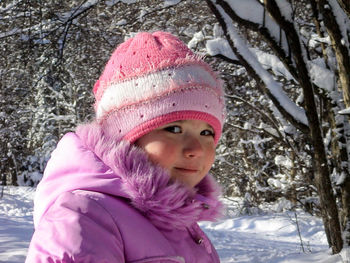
[207,0,344,253]
[205,0,309,134]
[315,0,350,108]
[264,0,343,253]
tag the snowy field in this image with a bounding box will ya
[0,186,348,263]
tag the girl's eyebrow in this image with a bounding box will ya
[164,120,183,125]
[172,120,185,123]
[172,120,214,129]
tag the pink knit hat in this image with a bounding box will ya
[94,31,225,144]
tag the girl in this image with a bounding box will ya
[26,31,226,263]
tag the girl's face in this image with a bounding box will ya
[136,119,216,188]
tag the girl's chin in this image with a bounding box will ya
[170,173,204,189]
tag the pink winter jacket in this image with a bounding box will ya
[26,123,224,262]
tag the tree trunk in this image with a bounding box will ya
[264,0,344,253]
[337,0,350,18]
[316,0,350,247]
[318,0,350,108]
[312,134,343,253]
[341,177,350,246]
[207,0,345,253]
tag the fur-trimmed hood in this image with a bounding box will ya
[33,122,224,230]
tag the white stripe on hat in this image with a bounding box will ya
[96,65,219,119]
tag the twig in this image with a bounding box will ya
[0,174,5,199]
[294,212,305,253]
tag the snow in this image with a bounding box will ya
[275,155,293,169]
[209,1,309,127]
[59,0,99,21]
[163,0,181,7]
[308,61,335,92]
[105,0,137,6]
[253,49,294,81]
[224,0,290,55]
[225,0,264,24]
[188,31,205,49]
[116,19,128,26]
[1,186,348,263]
[275,0,293,21]
[206,37,238,60]
[0,187,35,263]
[328,0,350,49]
[339,108,350,115]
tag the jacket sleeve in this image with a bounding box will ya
[25,191,125,263]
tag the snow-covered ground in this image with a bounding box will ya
[0,186,348,263]
[0,187,35,263]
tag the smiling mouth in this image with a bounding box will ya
[175,167,199,173]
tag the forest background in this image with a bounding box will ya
[1,0,350,255]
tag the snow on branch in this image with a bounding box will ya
[226,94,292,147]
[206,37,240,63]
[206,0,309,132]
[328,0,350,50]
[217,0,297,79]
[317,0,350,108]
[0,1,99,41]
[58,0,99,23]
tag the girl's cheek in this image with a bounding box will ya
[206,144,216,165]
[145,140,178,168]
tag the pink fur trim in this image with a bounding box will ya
[75,122,224,230]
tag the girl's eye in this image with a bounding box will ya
[164,126,182,134]
[201,129,215,137]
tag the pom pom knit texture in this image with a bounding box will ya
[93,32,225,144]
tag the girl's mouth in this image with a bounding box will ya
[175,167,198,173]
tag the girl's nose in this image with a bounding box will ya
[183,135,204,158]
